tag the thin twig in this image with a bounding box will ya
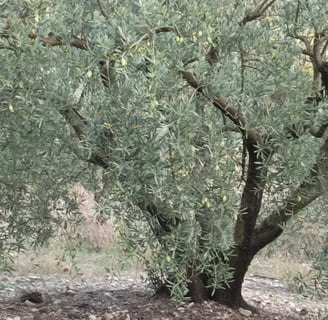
[97,0,108,18]
[244,64,261,71]
[129,33,149,50]
[294,0,300,24]
[239,42,246,93]
[258,0,277,13]
[155,25,181,36]
[129,26,180,50]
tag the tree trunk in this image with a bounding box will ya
[211,249,256,311]
[183,248,256,310]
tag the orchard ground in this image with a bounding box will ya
[0,233,326,320]
[1,188,326,319]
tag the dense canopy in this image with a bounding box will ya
[1,0,328,309]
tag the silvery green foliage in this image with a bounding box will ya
[1,0,328,298]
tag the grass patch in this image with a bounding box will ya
[249,255,311,281]
[13,240,142,278]
[8,185,318,285]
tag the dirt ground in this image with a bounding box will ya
[0,274,326,320]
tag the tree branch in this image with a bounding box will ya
[251,135,328,252]
[313,32,324,70]
[29,31,88,50]
[290,32,328,104]
[294,0,301,24]
[138,200,173,237]
[310,122,328,137]
[59,107,87,138]
[321,39,328,57]
[239,42,246,93]
[155,25,181,36]
[240,0,277,25]
[213,96,247,135]
[181,70,268,254]
[234,137,267,251]
[59,107,109,168]
[292,34,313,56]
[302,49,313,57]
[129,25,180,50]
[180,71,249,136]
[70,36,88,50]
[97,0,109,18]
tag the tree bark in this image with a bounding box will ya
[211,250,255,311]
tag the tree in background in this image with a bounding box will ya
[1,0,328,310]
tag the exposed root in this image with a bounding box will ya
[238,298,258,314]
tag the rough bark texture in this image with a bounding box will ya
[212,252,255,311]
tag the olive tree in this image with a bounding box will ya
[1,0,328,310]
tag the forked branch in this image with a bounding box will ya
[181,71,248,137]
[252,134,328,252]
[240,0,277,25]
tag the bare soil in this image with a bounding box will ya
[0,274,326,320]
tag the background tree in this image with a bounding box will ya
[1,0,328,311]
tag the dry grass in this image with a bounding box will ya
[81,215,117,251]
[249,255,311,280]
[11,185,316,284]
[13,243,141,278]
[12,184,142,277]
[71,183,118,250]
[14,242,310,283]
